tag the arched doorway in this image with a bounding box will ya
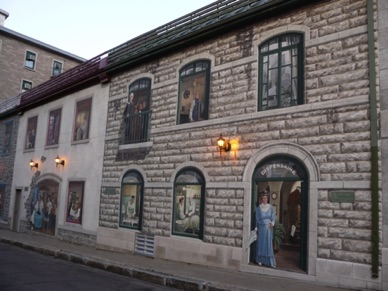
[250,155,308,272]
[30,179,59,235]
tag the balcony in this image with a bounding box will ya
[118,110,152,160]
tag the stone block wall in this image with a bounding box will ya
[0,33,83,103]
[100,0,379,270]
[0,115,19,227]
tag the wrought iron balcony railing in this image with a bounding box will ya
[121,110,152,145]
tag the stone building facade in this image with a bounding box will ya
[95,0,385,290]
[0,112,19,228]
[0,9,85,103]
[2,0,387,290]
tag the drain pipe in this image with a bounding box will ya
[367,0,379,278]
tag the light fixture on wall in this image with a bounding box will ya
[216,134,231,155]
[55,155,65,167]
[29,159,38,170]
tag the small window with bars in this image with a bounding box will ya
[52,60,63,76]
[22,80,32,92]
[25,51,36,69]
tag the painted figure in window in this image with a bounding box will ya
[175,196,190,232]
[287,186,301,241]
[69,200,81,221]
[256,191,276,268]
[30,194,44,230]
[175,194,199,233]
[189,94,200,122]
[75,112,88,140]
[126,196,136,222]
[137,100,148,141]
[124,92,135,142]
[186,194,199,231]
[26,129,36,149]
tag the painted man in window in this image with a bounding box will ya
[75,113,89,141]
[123,92,135,142]
[189,94,200,122]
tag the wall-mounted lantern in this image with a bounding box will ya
[55,155,65,167]
[216,134,231,155]
[29,159,38,170]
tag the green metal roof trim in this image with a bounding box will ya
[1,0,310,118]
[106,0,307,74]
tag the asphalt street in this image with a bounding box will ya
[0,242,180,291]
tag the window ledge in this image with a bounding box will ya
[117,141,153,160]
[119,141,153,151]
[71,139,89,145]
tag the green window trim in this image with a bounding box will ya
[119,170,144,230]
[258,33,304,111]
[172,168,205,239]
[177,60,210,124]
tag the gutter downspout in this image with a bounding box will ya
[367,0,379,278]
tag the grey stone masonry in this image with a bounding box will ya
[0,115,19,226]
[100,0,380,266]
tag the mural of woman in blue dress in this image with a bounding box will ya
[256,191,276,268]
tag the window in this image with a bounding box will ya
[25,51,36,69]
[25,116,38,150]
[73,98,92,142]
[22,80,33,92]
[178,60,210,124]
[173,168,205,239]
[46,108,61,146]
[2,121,13,155]
[123,78,151,144]
[52,60,63,76]
[66,181,84,224]
[259,33,303,110]
[120,171,144,230]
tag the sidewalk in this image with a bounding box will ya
[0,229,347,291]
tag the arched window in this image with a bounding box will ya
[177,60,210,124]
[258,33,304,110]
[173,168,205,238]
[120,170,144,230]
[123,78,151,144]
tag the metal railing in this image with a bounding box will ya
[121,110,152,145]
[106,0,275,71]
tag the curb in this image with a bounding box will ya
[1,237,250,291]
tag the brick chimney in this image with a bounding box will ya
[0,9,9,26]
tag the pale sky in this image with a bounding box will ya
[1,0,215,60]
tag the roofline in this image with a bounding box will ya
[1,0,313,117]
[0,26,86,62]
[104,0,311,74]
[0,9,9,19]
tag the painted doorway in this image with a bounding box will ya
[250,155,308,272]
[30,179,59,235]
